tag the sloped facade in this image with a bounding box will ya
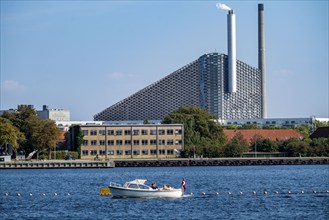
[94,53,262,121]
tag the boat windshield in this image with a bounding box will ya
[127,184,151,190]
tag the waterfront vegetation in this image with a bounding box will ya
[163,107,329,158]
[0,105,328,159]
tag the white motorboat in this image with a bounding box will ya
[109,179,184,198]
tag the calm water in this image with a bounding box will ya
[0,165,328,219]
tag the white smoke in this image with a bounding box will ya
[216,3,231,11]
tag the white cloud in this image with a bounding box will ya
[1,80,25,92]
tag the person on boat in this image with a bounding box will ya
[167,184,171,190]
[151,183,158,189]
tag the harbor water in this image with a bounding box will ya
[0,165,328,219]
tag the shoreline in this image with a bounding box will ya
[0,157,328,169]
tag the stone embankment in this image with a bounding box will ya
[113,157,329,167]
[1,157,328,169]
[0,160,115,169]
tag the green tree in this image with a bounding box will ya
[296,124,310,138]
[143,119,151,124]
[0,117,26,154]
[1,105,59,158]
[309,138,329,156]
[315,120,329,128]
[240,124,260,129]
[69,125,84,158]
[162,106,226,158]
[256,138,278,152]
[280,138,308,157]
[222,131,249,157]
[33,120,60,159]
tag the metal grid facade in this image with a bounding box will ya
[94,53,262,121]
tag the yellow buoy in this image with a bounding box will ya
[100,187,110,196]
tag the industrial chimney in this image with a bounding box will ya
[258,4,266,118]
[216,3,236,93]
[227,9,237,93]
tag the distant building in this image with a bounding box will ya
[56,121,104,132]
[310,127,329,139]
[0,104,70,122]
[94,53,262,122]
[223,129,304,145]
[80,124,184,160]
[37,105,70,121]
[219,117,317,129]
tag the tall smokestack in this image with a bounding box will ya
[228,9,237,93]
[258,4,266,118]
[216,3,237,93]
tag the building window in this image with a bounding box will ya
[167,139,174,145]
[142,149,148,155]
[99,130,106,136]
[158,139,165,145]
[142,140,148,145]
[90,150,97,156]
[82,150,89,156]
[158,129,165,135]
[150,140,157,145]
[150,130,157,135]
[124,130,131,135]
[125,140,131,145]
[116,140,123,145]
[108,140,114,146]
[116,130,122,136]
[142,130,148,135]
[175,129,182,135]
[167,149,174,155]
[167,129,174,135]
[82,130,88,136]
[99,140,105,145]
[99,150,106,155]
[133,140,140,145]
[159,149,165,155]
[133,130,140,135]
[108,150,114,155]
[116,150,123,155]
[90,130,97,136]
[150,149,157,155]
[125,150,131,155]
[82,140,88,146]
[91,140,97,146]
[133,150,140,155]
[175,139,182,145]
[108,130,114,135]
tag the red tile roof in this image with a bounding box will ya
[223,129,303,145]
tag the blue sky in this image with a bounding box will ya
[1,1,328,120]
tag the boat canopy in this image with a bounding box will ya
[123,179,148,188]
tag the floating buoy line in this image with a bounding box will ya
[3,192,72,197]
[2,190,329,197]
[195,190,329,197]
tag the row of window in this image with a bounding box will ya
[82,149,175,156]
[82,139,182,146]
[82,129,182,136]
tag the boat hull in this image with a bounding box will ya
[109,186,183,198]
